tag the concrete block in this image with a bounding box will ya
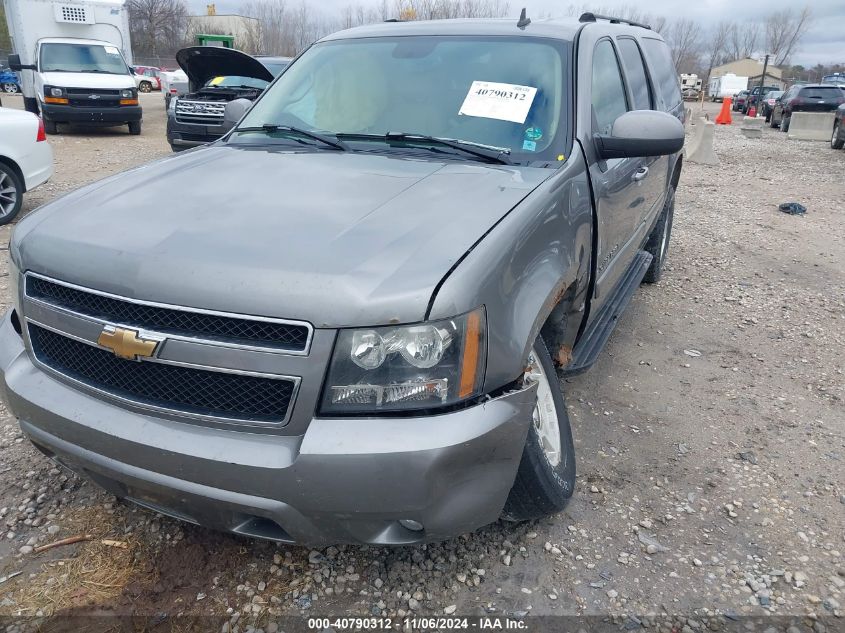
[788,112,836,141]
[686,120,718,165]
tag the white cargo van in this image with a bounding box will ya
[5,0,142,134]
[707,73,748,102]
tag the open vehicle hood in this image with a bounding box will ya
[13,146,552,328]
[176,47,274,91]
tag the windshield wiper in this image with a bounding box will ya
[338,132,512,165]
[235,124,348,151]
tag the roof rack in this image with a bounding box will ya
[578,12,651,31]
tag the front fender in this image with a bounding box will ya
[427,153,593,393]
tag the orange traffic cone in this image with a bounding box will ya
[715,97,733,125]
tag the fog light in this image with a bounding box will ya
[399,519,424,532]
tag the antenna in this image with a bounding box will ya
[517,7,531,29]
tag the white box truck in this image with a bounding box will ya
[708,73,748,102]
[4,0,142,134]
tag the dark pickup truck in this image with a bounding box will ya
[1,13,684,545]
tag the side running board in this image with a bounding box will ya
[562,250,653,376]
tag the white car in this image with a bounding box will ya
[0,107,53,224]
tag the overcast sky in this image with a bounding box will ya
[190,0,844,66]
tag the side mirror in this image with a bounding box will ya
[595,110,685,159]
[223,98,253,130]
[8,54,36,71]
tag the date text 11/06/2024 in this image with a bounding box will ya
[307,617,528,630]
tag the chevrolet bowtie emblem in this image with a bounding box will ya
[97,326,159,360]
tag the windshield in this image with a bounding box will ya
[235,36,569,163]
[40,43,129,74]
[204,75,269,89]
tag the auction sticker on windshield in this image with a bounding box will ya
[459,81,537,124]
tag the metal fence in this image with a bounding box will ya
[133,56,179,71]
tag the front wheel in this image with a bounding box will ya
[0,163,24,225]
[128,120,142,135]
[832,122,844,150]
[782,115,791,133]
[502,337,576,521]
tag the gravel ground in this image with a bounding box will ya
[0,95,842,631]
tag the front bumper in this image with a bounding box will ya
[0,310,535,545]
[42,103,142,125]
[166,119,227,148]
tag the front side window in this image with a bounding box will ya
[616,38,652,110]
[39,43,129,75]
[591,39,628,135]
[236,36,569,163]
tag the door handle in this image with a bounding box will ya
[633,167,649,182]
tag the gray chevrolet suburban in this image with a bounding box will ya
[0,13,684,546]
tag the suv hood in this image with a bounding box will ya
[13,146,551,328]
[176,47,273,91]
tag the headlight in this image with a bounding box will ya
[169,96,178,112]
[320,307,487,414]
[120,88,135,99]
[45,86,65,97]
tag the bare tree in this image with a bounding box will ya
[704,20,731,82]
[392,0,509,20]
[764,7,812,67]
[127,0,189,58]
[726,21,760,60]
[666,18,702,73]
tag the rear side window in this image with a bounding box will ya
[641,38,681,109]
[591,40,629,135]
[616,38,652,110]
[799,87,843,99]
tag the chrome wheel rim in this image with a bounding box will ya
[525,350,562,467]
[0,171,17,217]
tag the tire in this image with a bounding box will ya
[128,120,142,135]
[770,113,779,128]
[0,162,24,225]
[43,119,57,135]
[642,185,675,284]
[502,336,576,521]
[782,115,790,133]
[2,83,19,94]
[138,81,152,93]
[832,122,844,150]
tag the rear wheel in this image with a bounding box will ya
[138,81,152,93]
[832,122,844,150]
[0,163,24,225]
[502,336,575,521]
[642,185,675,284]
[2,83,18,94]
[782,115,791,133]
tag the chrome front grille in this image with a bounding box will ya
[21,273,312,427]
[26,276,311,352]
[29,324,296,423]
[175,99,226,125]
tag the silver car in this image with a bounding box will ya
[0,14,684,545]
